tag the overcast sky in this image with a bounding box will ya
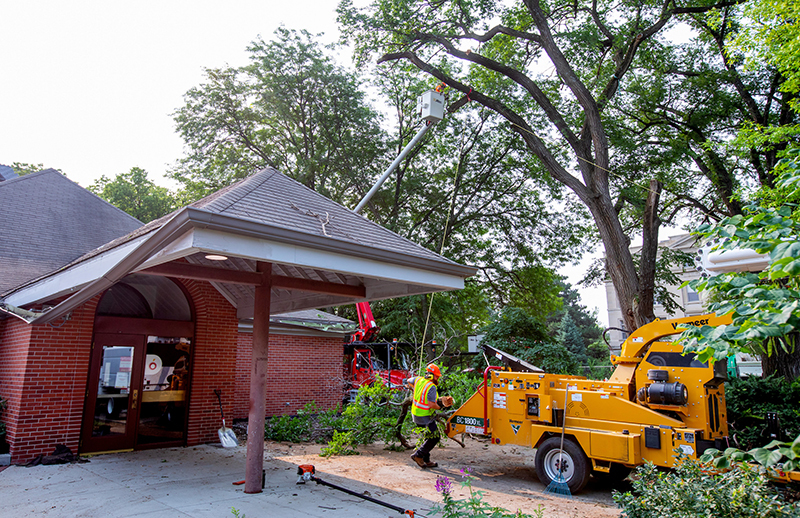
[0,1,342,188]
[0,0,609,324]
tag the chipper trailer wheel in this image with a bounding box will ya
[534,436,591,494]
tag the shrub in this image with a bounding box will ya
[725,375,800,450]
[315,405,345,440]
[700,432,800,473]
[338,381,411,447]
[613,456,799,517]
[264,414,310,443]
[320,430,359,457]
[264,402,318,443]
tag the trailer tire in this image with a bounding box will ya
[606,463,632,483]
[534,436,591,493]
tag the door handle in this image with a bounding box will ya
[132,389,139,410]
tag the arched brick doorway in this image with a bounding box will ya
[81,274,195,454]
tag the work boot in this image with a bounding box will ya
[411,454,426,468]
[424,461,438,468]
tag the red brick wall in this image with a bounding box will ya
[181,279,239,447]
[0,276,344,463]
[234,333,345,419]
[0,296,99,464]
[0,316,33,459]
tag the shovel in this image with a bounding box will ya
[214,389,238,448]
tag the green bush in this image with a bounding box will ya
[438,367,482,409]
[320,430,359,457]
[725,375,800,450]
[264,402,320,442]
[613,457,799,517]
[339,381,411,447]
[264,414,310,442]
[315,405,345,438]
[700,432,800,473]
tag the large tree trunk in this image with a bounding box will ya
[377,0,675,336]
[760,334,800,381]
[582,182,661,333]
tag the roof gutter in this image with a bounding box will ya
[27,208,194,325]
[0,300,41,323]
[9,204,476,326]
[190,208,478,279]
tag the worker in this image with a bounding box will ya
[405,363,453,468]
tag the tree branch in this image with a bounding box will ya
[378,50,590,199]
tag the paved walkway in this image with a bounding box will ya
[0,444,434,517]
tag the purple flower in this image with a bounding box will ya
[435,475,453,495]
[460,466,471,478]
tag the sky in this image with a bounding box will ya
[0,1,609,325]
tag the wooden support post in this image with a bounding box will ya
[245,261,272,494]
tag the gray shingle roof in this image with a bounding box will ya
[0,164,18,181]
[191,168,455,264]
[0,170,143,293]
[57,167,461,272]
[4,167,475,323]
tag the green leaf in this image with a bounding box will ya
[793,435,800,458]
[729,450,748,462]
[784,259,800,276]
[712,455,731,469]
[750,447,771,465]
[766,449,784,466]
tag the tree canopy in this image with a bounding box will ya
[678,0,800,380]
[337,0,744,333]
[89,167,175,223]
[169,27,388,203]
[170,27,591,342]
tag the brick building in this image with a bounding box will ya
[0,167,474,471]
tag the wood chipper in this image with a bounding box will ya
[445,313,734,493]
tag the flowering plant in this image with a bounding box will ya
[430,467,543,518]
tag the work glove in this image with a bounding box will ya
[437,396,454,408]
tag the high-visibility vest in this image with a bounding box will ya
[411,376,436,418]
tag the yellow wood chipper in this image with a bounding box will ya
[445,313,734,493]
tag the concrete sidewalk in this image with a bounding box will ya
[0,444,434,517]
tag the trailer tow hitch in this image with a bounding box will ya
[296,464,415,517]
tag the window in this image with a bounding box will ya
[686,286,700,303]
[619,319,629,340]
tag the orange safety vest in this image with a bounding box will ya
[411,376,436,418]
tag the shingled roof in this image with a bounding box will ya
[191,169,451,263]
[0,170,143,294]
[4,168,476,324]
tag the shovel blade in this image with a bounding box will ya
[219,427,238,448]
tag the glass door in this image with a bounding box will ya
[82,334,144,453]
[82,333,193,453]
[137,336,191,447]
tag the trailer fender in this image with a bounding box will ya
[531,428,591,456]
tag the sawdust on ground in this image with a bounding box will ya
[264,435,623,518]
